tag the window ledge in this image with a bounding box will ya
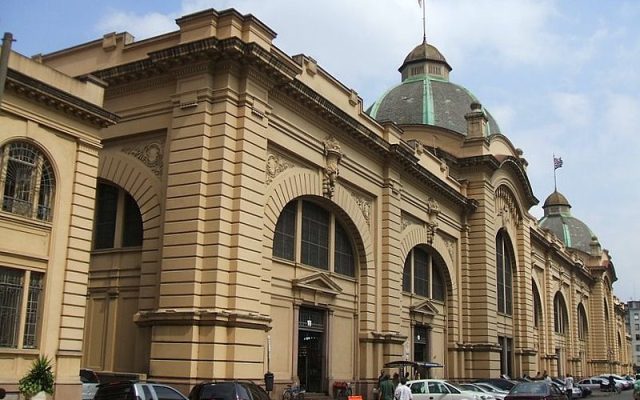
[0,210,52,230]
[91,246,143,255]
[0,347,40,355]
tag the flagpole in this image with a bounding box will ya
[422,0,427,43]
[553,154,557,191]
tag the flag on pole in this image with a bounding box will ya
[553,156,563,170]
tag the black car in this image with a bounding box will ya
[189,381,270,400]
[505,382,567,400]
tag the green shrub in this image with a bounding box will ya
[18,355,55,397]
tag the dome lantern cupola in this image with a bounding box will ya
[539,190,596,254]
[399,41,452,82]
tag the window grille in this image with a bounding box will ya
[1,142,55,221]
[23,272,43,348]
[0,268,24,347]
[334,222,354,276]
[301,202,329,269]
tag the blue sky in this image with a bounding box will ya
[3,0,639,301]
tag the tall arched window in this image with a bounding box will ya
[496,230,514,315]
[554,292,569,334]
[273,199,356,277]
[0,141,55,221]
[402,246,446,301]
[533,281,542,328]
[577,303,588,340]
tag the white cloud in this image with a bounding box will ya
[549,92,592,127]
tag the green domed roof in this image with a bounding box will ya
[366,41,501,136]
[539,190,596,254]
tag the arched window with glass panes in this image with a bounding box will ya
[272,199,356,277]
[402,246,446,301]
[554,292,569,334]
[93,181,143,250]
[496,230,515,315]
[577,303,588,340]
[0,141,55,222]
[533,280,543,328]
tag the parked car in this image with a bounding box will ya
[80,368,100,400]
[550,378,583,398]
[595,375,631,390]
[407,379,496,400]
[576,379,604,392]
[459,383,507,400]
[95,381,187,400]
[188,381,270,400]
[473,382,511,398]
[475,379,517,392]
[505,381,567,400]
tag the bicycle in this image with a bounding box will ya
[282,384,306,400]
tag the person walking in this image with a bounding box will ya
[379,374,395,400]
[394,377,413,400]
[565,374,574,400]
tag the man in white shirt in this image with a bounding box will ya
[395,377,413,400]
[565,373,574,400]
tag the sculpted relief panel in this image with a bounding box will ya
[122,140,165,177]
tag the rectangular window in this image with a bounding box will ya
[94,183,118,249]
[273,202,296,260]
[413,325,429,366]
[636,345,640,352]
[636,334,640,341]
[414,250,429,297]
[334,223,354,277]
[0,267,43,349]
[496,239,505,313]
[636,324,640,331]
[498,336,513,378]
[301,202,329,269]
[634,313,639,320]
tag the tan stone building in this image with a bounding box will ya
[0,7,631,398]
[0,48,117,398]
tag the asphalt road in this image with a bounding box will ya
[590,388,635,400]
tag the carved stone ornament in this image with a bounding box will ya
[445,238,455,261]
[323,136,343,198]
[351,192,372,226]
[122,141,164,176]
[495,186,521,228]
[266,152,295,185]
[425,197,440,245]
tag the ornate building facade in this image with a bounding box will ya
[0,7,631,398]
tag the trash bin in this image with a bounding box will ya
[264,372,274,392]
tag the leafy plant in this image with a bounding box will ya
[18,355,55,397]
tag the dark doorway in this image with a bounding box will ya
[298,308,325,393]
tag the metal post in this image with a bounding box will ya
[0,32,15,104]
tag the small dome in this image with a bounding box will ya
[539,191,595,254]
[400,42,452,72]
[542,191,571,208]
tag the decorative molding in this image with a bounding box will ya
[410,299,439,317]
[122,140,165,176]
[292,272,343,297]
[444,238,456,261]
[401,213,421,232]
[322,136,343,198]
[425,197,440,245]
[266,152,296,185]
[495,186,522,228]
[351,192,372,226]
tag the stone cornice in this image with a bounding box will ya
[530,228,594,282]
[133,309,272,331]
[5,69,119,128]
[93,37,301,87]
[389,144,477,212]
